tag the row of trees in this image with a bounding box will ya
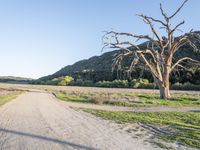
[31,76,74,86]
[35,66,200,85]
[32,76,200,91]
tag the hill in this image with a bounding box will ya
[0,76,33,84]
[39,31,200,84]
[39,50,117,82]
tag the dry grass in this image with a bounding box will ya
[0,89,22,106]
[0,83,199,95]
[0,90,13,96]
[1,83,200,107]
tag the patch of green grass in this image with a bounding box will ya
[153,141,175,150]
[56,92,146,106]
[135,93,200,107]
[56,93,92,103]
[84,110,200,148]
[103,101,146,107]
[84,110,200,126]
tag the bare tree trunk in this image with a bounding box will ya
[154,68,171,99]
[160,67,171,99]
[159,84,170,99]
[156,80,170,99]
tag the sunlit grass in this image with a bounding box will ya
[85,110,200,148]
[0,94,18,105]
[56,92,200,107]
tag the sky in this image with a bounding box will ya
[0,0,199,79]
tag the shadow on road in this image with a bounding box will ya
[0,128,98,150]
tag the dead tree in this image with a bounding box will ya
[103,0,200,99]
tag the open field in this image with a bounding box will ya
[1,83,200,95]
[56,92,200,107]
[1,83,200,108]
[0,83,200,149]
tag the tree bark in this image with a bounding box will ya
[159,68,171,99]
[159,85,170,99]
[155,67,171,99]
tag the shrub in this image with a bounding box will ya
[139,83,157,89]
[172,82,200,91]
[57,76,74,86]
[96,81,111,87]
[72,79,94,86]
[130,78,150,88]
[96,80,129,88]
[113,80,129,88]
[71,79,84,86]
[81,80,94,86]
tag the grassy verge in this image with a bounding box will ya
[84,109,200,148]
[56,92,148,107]
[135,93,200,107]
[0,92,22,106]
[56,92,200,107]
[56,93,93,103]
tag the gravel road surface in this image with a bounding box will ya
[0,91,156,150]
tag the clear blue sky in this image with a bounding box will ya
[0,0,199,79]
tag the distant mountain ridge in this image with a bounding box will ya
[39,31,200,83]
[0,76,33,83]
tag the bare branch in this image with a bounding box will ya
[103,30,162,50]
[110,31,155,43]
[101,43,109,52]
[170,21,185,34]
[160,3,168,21]
[138,14,163,48]
[171,57,200,72]
[172,31,200,54]
[145,16,167,27]
[176,64,188,70]
[128,53,139,72]
[138,49,157,64]
[137,51,162,81]
[114,42,140,51]
[169,0,189,19]
[112,50,133,71]
[186,38,199,52]
[110,44,131,53]
[171,33,188,53]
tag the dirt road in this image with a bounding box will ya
[0,91,156,150]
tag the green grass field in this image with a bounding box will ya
[56,90,200,148]
[85,110,200,148]
[56,92,200,107]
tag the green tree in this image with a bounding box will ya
[58,76,74,86]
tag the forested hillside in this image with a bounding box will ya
[38,31,200,85]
